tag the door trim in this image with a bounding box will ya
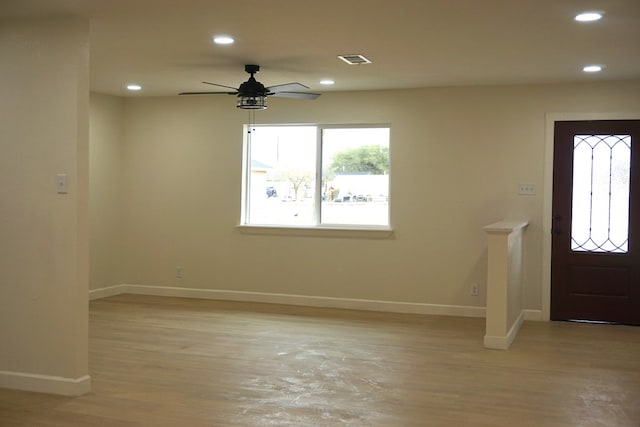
[542,112,640,321]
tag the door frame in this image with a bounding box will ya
[542,112,640,321]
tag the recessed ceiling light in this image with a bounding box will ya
[320,79,335,85]
[583,65,603,73]
[126,84,142,91]
[213,35,234,45]
[575,11,604,22]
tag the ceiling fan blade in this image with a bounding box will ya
[202,81,239,91]
[267,82,309,93]
[271,92,321,100]
[179,91,237,95]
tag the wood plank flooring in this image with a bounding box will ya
[1,294,639,426]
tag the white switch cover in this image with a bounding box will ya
[518,183,536,195]
[57,174,68,194]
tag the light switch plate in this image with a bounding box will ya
[518,183,536,195]
[57,174,68,194]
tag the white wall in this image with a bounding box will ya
[0,17,90,395]
[90,94,124,291]
[89,80,640,315]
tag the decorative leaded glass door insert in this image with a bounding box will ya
[571,134,630,253]
[552,120,640,325]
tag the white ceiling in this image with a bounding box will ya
[2,0,640,97]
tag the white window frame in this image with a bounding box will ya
[238,123,393,238]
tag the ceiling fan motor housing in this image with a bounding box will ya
[238,77,268,97]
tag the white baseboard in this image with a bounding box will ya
[523,309,543,321]
[91,284,487,318]
[0,370,91,396]
[89,284,127,300]
[484,310,525,350]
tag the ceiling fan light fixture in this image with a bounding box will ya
[237,95,267,110]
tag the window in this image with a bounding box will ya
[242,125,390,228]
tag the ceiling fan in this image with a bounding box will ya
[179,64,321,110]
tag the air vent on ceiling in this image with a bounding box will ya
[338,54,372,65]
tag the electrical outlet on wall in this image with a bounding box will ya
[176,266,183,279]
[470,283,479,296]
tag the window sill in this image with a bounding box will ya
[236,224,394,239]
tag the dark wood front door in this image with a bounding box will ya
[551,120,640,324]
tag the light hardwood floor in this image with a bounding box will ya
[1,294,639,426]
